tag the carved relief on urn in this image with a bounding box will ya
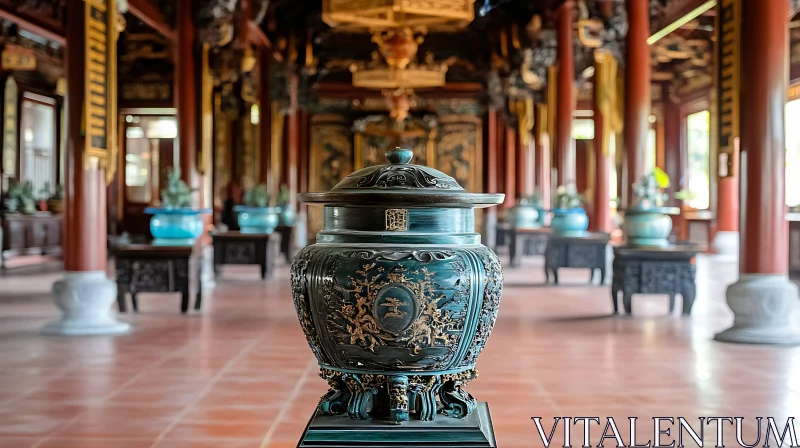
[291,148,504,427]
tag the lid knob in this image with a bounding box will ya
[386,148,413,165]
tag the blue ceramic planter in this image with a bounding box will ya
[622,206,677,247]
[145,207,210,244]
[550,208,589,236]
[234,206,279,234]
[278,205,295,226]
[509,204,541,229]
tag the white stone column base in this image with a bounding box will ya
[712,230,739,261]
[715,274,800,344]
[42,271,130,336]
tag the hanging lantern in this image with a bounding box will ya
[322,0,476,29]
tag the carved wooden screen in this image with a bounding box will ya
[436,115,482,192]
[309,114,354,240]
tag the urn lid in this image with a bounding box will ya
[299,148,504,207]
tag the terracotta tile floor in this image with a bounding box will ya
[0,254,798,447]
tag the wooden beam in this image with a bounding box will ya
[127,0,176,42]
[0,6,65,45]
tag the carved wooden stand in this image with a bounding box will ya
[509,227,551,267]
[544,233,610,284]
[297,402,496,447]
[611,245,700,315]
[113,243,202,314]
[212,231,279,279]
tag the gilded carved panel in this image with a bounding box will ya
[436,116,482,193]
[309,115,354,239]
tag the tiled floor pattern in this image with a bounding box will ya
[0,254,798,447]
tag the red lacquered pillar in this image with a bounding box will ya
[715,0,799,344]
[623,0,651,206]
[555,0,575,186]
[592,51,612,233]
[485,109,499,248]
[176,0,199,195]
[44,0,129,335]
[533,104,551,210]
[712,139,739,257]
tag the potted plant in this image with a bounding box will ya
[47,184,64,214]
[622,168,680,247]
[509,190,544,229]
[276,184,294,226]
[550,184,588,236]
[234,183,280,233]
[7,181,37,214]
[144,168,210,244]
[37,182,50,212]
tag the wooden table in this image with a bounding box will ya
[509,227,551,267]
[211,231,279,279]
[611,244,701,315]
[275,225,294,263]
[112,242,202,314]
[544,233,610,284]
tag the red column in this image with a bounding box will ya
[259,50,272,185]
[739,0,788,275]
[487,110,499,195]
[63,2,104,273]
[716,0,799,345]
[713,137,739,255]
[516,131,533,198]
[593,73,611,233]
[176,0,198,193]
[44,0,128,335]
[555,0,575,186]
[504,126,517,208]
[623,0,651,206]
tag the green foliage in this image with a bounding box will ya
[39,182,51,201]
[675,189,697,202]
[554,184,583,209]
[631,171,669,208]
[160,168,193,209]
[8,180,36,213]
[50,184,63,200]
[653,167,670,189]
[520,189,543,207]
[244,184,270,208]
[276,184,290,206]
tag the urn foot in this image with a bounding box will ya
[318,369,478,424]
[297,401,497,448]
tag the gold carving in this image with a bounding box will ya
[329,264,459,354]
[385,208,409,231]
[381,297,410,319]
[322,0,475,29]
[1,45,36,71]
[717,0,740,177]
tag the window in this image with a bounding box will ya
[124,115,176,204]
[786,99,800,206]
[572,119,594,140]
[20,94,56,196]
[685,110,711,209]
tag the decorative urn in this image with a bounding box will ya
[291,148,504,430]
[509,198,542,229]
[145,207,210,244]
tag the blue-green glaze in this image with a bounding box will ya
[550,208,589,236]
[278,205,295,226]
[234,205,280,234]
[509,204,541,229]
[292,148,504,425]
[145,207,209,243]
[622,207,676,247]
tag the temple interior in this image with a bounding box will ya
[0,0,799,447]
